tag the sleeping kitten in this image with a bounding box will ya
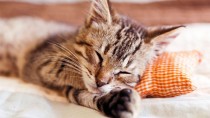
[0,0,183,118]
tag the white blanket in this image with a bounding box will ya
[0,17,210,118]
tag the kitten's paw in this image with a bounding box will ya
[97,88,141,118]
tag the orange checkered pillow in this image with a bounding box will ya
[135,51,202,98]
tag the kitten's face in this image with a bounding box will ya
[73,0,182,93]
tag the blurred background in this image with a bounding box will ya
[0,0,210,26]
[0,1,210,118]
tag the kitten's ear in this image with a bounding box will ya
[144,25,185,54]
[144,25,185,43]
[85,0,118,28]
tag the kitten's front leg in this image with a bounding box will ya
[65,86,99,110]
[66,87,141,118]
[97,88,141,118]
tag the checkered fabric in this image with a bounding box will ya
[135,51,202,98]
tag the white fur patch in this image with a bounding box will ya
[122,56,130,68]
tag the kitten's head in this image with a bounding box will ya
[74,0,183,93]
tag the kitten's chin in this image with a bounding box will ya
[98,84,113,93]
[98,84,129,94]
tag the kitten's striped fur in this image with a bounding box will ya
[0,0,183,118]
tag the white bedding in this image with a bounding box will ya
[0,17,210,118]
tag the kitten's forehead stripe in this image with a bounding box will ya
[113,26,124,46]
[132,41,142,55]
[126,59,133,68]
[104,44,111,54]
[111,19,145,62]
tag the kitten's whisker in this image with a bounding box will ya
[38,55,81,70]
[55,57,88,72]
[62,63,82,72]
[48,59,82,72]
[36,43,89,75]
[48,43,84,65]
[48,41,79,60]
[47,42,87,69]
[43,54,79,65]
[46,72,83,79]
[58,50,80,65]
[50,44,77,61]
[59,57,82,69]
[38,57,82,72]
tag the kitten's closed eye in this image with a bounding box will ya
[117,71,131,75]
[115,71,132,77]
[95,51,103,66]
[117,72,140,87]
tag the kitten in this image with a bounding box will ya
[0,0,183,118]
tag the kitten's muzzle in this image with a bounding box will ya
[96,77,112,87]
[95,69,113,87]
[96,81,107,87]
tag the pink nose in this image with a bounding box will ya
[96,81,106,87]
[95,69,111,87]
[96,78,109,87]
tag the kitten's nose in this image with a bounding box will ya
[96,69,110,87]
[96,80,107,87]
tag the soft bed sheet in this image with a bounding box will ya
[0,17,210,118]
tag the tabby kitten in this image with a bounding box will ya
[0,0,183,118]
